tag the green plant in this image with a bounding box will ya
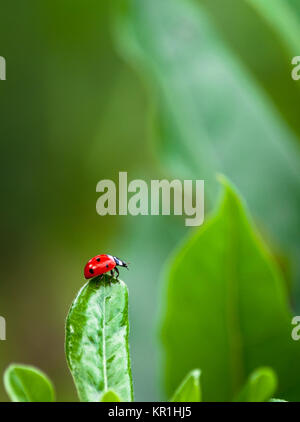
[2,279,201,402]
[3,178,295,402]
[3,365,55,402]
[170,370,201,402]
[160,177,300,401]
[114,0,300,308]
[234,368,277,402]
[65,277,133,402]
[111,0,300,399]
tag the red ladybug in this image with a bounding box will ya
[84,254,128,280]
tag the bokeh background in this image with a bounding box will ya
[0,0,300,401]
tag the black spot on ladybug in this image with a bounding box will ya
[106,264,109,268]
[96,258,101,262]
[89,268,94,274]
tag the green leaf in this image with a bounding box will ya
[115,0,300,303]
[65,275,133,402]
[235,367,277,402]
[101,390,121,402]
[269,398,288,402]
[160,177,300,401]
[3,364,55,402]
[170,369,201,402]
[198,0,300,138]
[247,0,300,54]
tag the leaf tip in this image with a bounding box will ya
[100,389,121,402]
[217,173,240,200]
[190,368,201,379]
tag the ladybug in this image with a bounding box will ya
[84,254,128,280]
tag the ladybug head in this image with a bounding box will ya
[113,256,129,269]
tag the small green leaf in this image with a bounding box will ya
[3,364,55,402]
[101,390,121,402]
[235,367,277,402]
[65,275,133,402]
[170,369,201,402]
[269,398,288,402]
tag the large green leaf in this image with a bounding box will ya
[198,0,300,138]
[114,0,300,302]
[288,0,300,23]
[170,369,201,402]
[161,178,300,401]
[3,364,55,402]
[65,276,133,402]
[248,0,300,51]
[235,367,277,402]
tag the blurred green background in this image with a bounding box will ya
[0,0,300,401]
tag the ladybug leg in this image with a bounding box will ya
[115,267,120,279]
[110,270,115,278]
[96,274,103,287]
